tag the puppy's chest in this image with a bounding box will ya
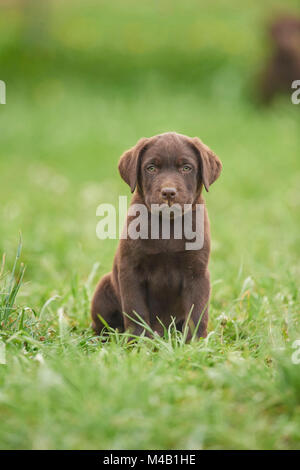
[138,254,190,295]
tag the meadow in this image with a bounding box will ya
[0,0,300,449]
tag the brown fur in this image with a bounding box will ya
[91,132,222,339]
[260,15,300,103]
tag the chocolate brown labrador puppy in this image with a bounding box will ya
[91,132,222,339]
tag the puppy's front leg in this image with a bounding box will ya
[184,271,210,340]
[119,267,150,337]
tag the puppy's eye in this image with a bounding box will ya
[181,164,192,173]
[146,164,157,173]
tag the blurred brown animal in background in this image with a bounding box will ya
[260,15,300,103]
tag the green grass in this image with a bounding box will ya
[0,0,300,450]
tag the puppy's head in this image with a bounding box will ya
[118,132,222,210]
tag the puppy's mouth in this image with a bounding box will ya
[145,197,194,217]
[152,203,182,218]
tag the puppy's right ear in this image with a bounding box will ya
[118,138,149,193]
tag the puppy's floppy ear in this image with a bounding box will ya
[118,137,149,193]
[189,137,222,192]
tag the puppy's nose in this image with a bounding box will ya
[161,187,177,201]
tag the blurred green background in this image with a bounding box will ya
[0,0,300,450]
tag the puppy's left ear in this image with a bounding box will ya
[189,137,222,192]
[118,137,149,193]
